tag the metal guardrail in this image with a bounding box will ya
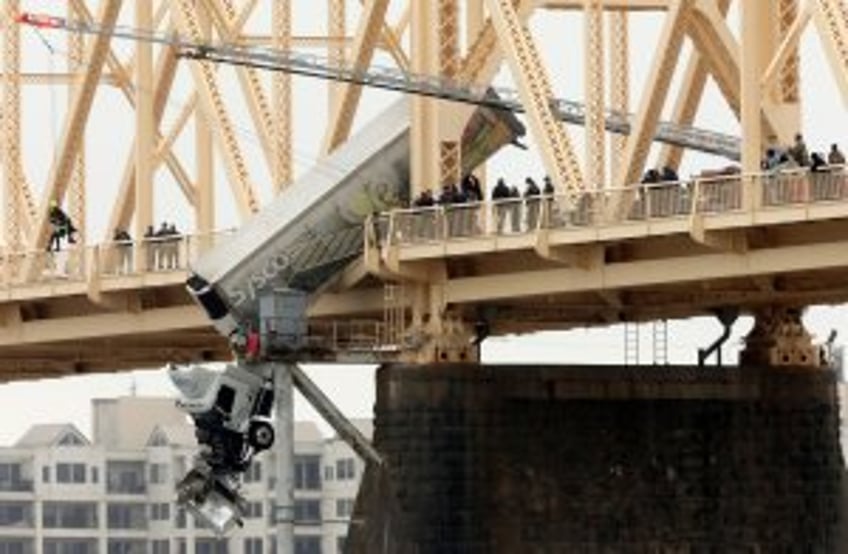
[0,230,237,289]
[382,167,848,245]
[4,168,847,290]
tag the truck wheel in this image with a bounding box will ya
[248,421,275,450]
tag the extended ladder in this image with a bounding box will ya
[18,12,742,160]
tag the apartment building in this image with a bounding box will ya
[0,397,368,554]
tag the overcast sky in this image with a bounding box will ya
[1,1,847,444]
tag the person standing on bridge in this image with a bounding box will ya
[524,177,541,231]
[509,185,522,233]
[789,133,810,167]
[828,143,845,166]
[492,178,511,234]
[113,228,132,274]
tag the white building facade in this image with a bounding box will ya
[0,397,368,554]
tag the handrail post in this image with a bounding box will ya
[644,185,652,220]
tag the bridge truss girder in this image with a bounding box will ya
[2,0,848,376]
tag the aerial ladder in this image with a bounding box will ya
[17,10,745,536]
[17,11,744,160]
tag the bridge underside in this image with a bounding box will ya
[3,203,848,379]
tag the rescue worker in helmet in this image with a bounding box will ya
[48,200,78,252]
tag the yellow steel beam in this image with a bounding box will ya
[459,0,535,85]
[487,0,584,193]
[328,0,347,114]
[273,0,293,190]
[0,306,209,348]
[68,2,86,258]
[584,0,605,190]
[445,239,848,304]
[63,1,195,239]
[608,11,629,177]
[410,0,440,195]
[153,95,197,167]
[614,0,688,190]
[204,0,277,176]
[437,0,462,186]
[762,4,812,95]
[196,8,214,241]
[776,0,802,105]
[740,0,770,172]
[394,3,412,38]
[0,73,120,85]
[538,0,671,9]
[134,0,155,272]
[106,39,189,240]
[23,0,123,278]
[657,0,730,169]
[357,0,412,71]
[173,0,260,217]
[811,0,848,106]
[323,0,392,154]
[2,0,22,253]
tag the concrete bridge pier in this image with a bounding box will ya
[348,364,844,553]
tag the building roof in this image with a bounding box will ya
[15,423,90,448]
[295,421,324,443]
[147,423,197,448]
[353,418,373,439]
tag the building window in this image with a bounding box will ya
[245,502,263,519]
[243,461,262,484]
[173,456,186,480]
[91,467,98,484]
[336,536,346,554]
[243,538,262,554]
[107,503,148,530]
[0,463,32,492]
[335,458,355,480]
[294,536,321,554]
[0,502,33,527]
[194,538,228,554]
[56,463,86,484]
[176,508,187,529]
[149,463,168,484]
[106,461,146,494]
[43,538,97,554]
[293,500,321,525]
[57,433,85,446]
[294,456,321,490]
[151,502,171,521]
[107,539,146,554]
[42,502,98,529]
[335,499,355,519]
[41,467,49,483]
[0,538,34,554]
[152,540,170,554]
[324,466,334,481]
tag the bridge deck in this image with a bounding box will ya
[2,167,847,379]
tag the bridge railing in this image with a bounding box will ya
[384,166,848,246]
[0,230,236,289]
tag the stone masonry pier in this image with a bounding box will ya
[349,364,844,553]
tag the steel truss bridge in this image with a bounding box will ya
[1,0,848,379]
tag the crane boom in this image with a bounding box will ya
[17,11,742,160]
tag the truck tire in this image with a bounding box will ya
[248,421,275,450]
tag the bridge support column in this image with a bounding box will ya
[273,363,294,554]
[349,364,844,552]
[405,280,477,364]
[740,306,823,368]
